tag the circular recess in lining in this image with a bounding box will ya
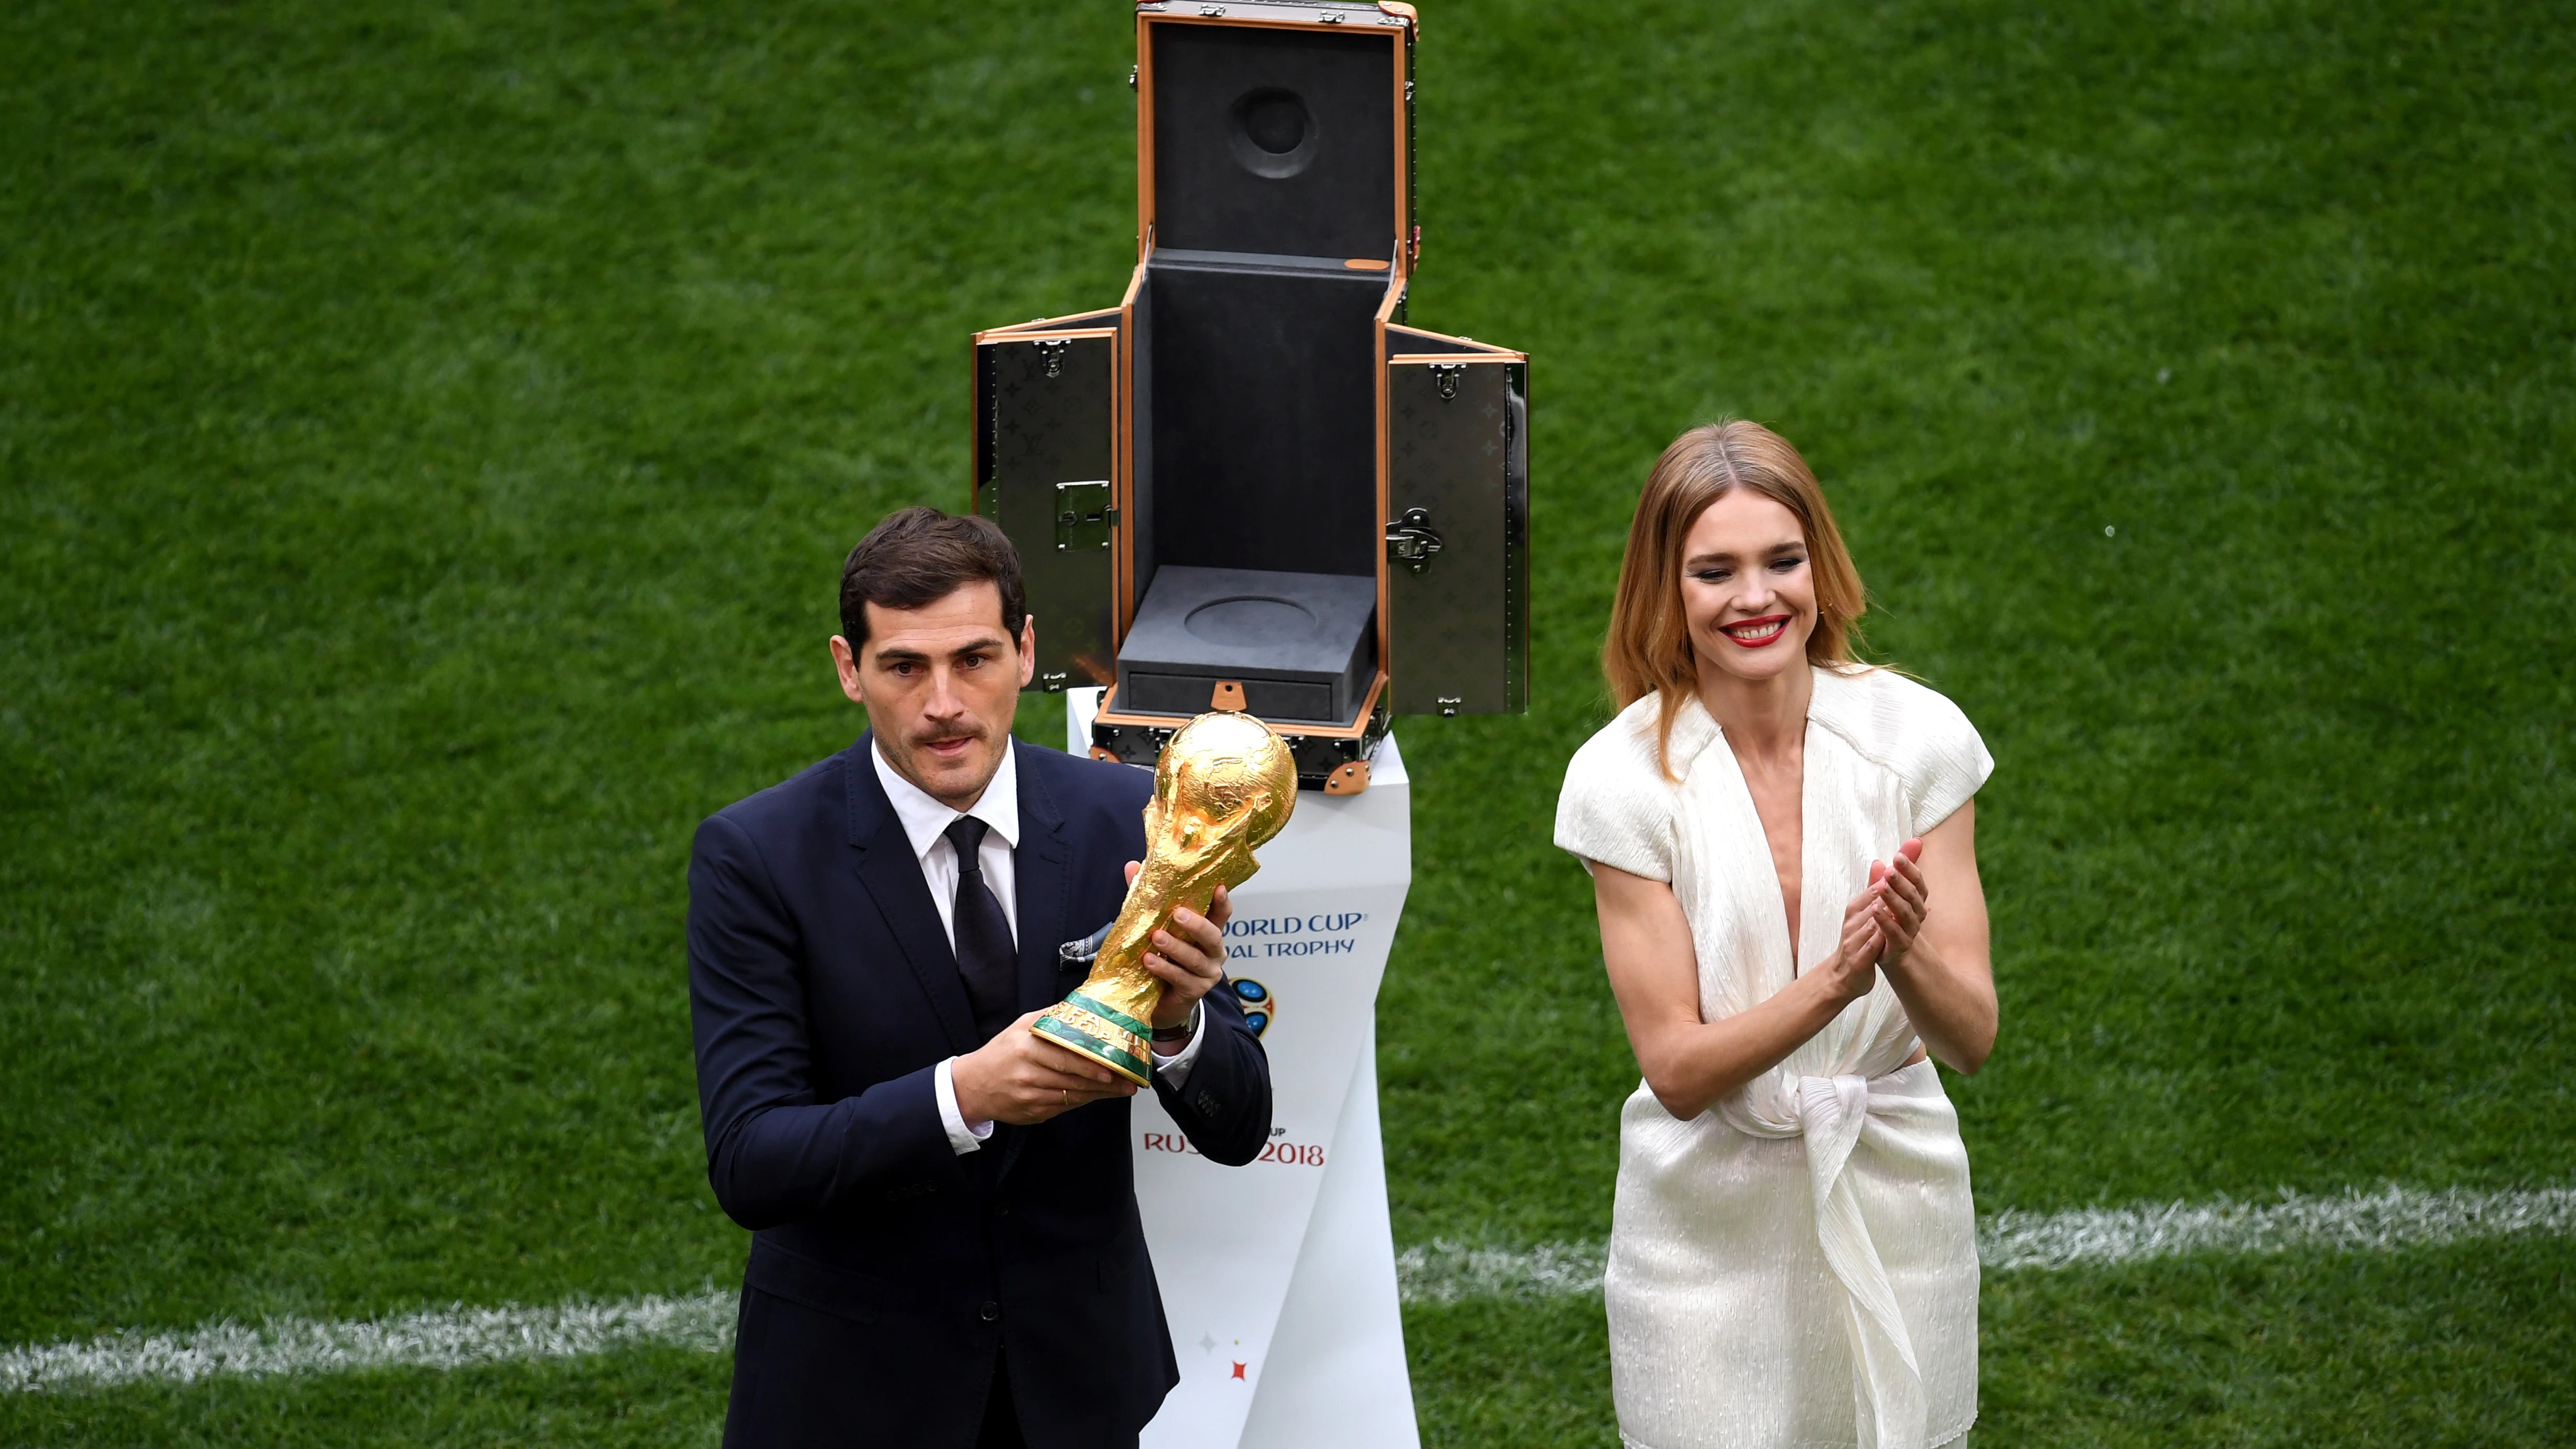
[1184,595,1318,647]
[1226,87,1319,179]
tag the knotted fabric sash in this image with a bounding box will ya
[1716,1070,1929,1449]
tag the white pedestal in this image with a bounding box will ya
[1065,689,1420,1449]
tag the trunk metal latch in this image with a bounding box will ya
[1055,481,1115,551]
[1385,506,1443,574]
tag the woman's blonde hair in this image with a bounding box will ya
[1603,421,1869,774]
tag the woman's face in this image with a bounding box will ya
[1680,488,1816,686]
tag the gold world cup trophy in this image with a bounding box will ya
[1033,711,1297,1085]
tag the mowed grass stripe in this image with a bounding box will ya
[13,1184,2568,1394]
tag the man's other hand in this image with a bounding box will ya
[1127,862,1232,1032]
[953,1011,1138,1126]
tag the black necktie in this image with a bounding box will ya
[943,816,1018,1043]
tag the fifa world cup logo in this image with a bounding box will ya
[1034,711,1297,1084]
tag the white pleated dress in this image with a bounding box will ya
[1555,667,1993,1449]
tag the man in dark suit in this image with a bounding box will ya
[689,507,1273,1448]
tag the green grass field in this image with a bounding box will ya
[4,0,2570,1443]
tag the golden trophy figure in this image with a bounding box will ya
[1034,711,1297,1085]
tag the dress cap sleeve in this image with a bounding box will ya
[1907,686,1990,832]
[1554,696,1678,881]
[1864,669,1993,833]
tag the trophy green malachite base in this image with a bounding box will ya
[1032,991,1155,1087]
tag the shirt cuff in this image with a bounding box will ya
[1150,1000,1208,1089]
[934,1057,994,1155]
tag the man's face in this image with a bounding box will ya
[832,582,1034,810]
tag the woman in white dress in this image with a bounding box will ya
[1555,422,1997,1449]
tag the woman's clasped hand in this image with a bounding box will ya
[1815,837,1927,1008]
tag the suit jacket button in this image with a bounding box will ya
[980,1301,1000,1322]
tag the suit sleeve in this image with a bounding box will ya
[1150,972,1273,1166]
[689,812,959,1229]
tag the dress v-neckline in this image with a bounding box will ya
[1706,708,1814,976]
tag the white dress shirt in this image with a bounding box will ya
[872,739,1205,1155]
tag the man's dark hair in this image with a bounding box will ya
[838,506,1028,647]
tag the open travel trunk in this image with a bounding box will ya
[973,1,1528,792]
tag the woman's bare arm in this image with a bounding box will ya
[1870,801,1996,1073]
[1593,863,1885,1120]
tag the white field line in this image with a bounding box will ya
[8,1185,2571,1392]
[1,1290,734,1395]
[1396,1183,2576,1306]
[1977,1183,2576,1272]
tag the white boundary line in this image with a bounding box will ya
[1395,1183,2576,1306]
[1978,1183,2576,1272]
[8,1185,2571,1392]
[1,1291,735,1395]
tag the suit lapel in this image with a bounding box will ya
[997,743,1083,1186]
[845,732,979,1057]
[1013,742,1077,1016]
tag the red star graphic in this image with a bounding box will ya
[1231,1361,1247,1381]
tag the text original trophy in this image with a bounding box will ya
[1033,710,1297,1085]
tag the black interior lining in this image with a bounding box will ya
[1127,279,1156,620]
[1150,24,1398,259]
[1145,259,1383,580]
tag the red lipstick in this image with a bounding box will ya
[1719,614,1790,649]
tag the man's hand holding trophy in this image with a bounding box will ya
[1035,710,1298,1085]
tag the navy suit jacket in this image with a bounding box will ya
[688,734,1273,1449]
